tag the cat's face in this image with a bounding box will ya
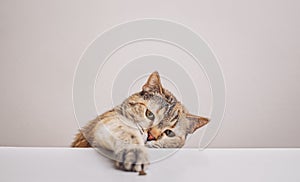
[121,71,209,148]
[146,102,209,148]
[120,88,172,131]
[143,72,209,148]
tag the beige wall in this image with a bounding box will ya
[0,0,299,147]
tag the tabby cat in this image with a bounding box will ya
[72,71,209,173]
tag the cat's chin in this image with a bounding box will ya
[145,140,161,148]
[142,131,156,145]
[144,131,160,148]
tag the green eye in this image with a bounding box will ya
[145,109,155,121]
[164,129,175,137]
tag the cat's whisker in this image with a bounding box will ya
[135,123,144,135]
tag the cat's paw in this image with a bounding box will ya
[115,145,149,172]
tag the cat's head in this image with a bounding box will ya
[121,71,209,148]
[143,72,209,148]
[120,71,176,130]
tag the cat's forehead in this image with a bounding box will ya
[144,94,172,114]
[127,91,185,116]
[164,102,186,120]
[162,89,177,104]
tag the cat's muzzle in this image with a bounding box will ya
[146,131,156,141]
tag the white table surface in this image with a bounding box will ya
[0,147,299,182]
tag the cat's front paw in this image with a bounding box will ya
[115,145,149,172]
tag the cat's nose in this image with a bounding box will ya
[147,131,155,141]
[147,128,161,141]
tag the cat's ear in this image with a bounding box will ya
[142,71,163,94]
[186,113,209,134]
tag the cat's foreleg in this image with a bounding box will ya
[95,124,149,172]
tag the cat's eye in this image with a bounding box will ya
[164,129,175,137]
[145,109,155,121]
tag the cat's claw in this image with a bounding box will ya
[115,145,149,172]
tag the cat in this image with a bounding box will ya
[72,71,209,173]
